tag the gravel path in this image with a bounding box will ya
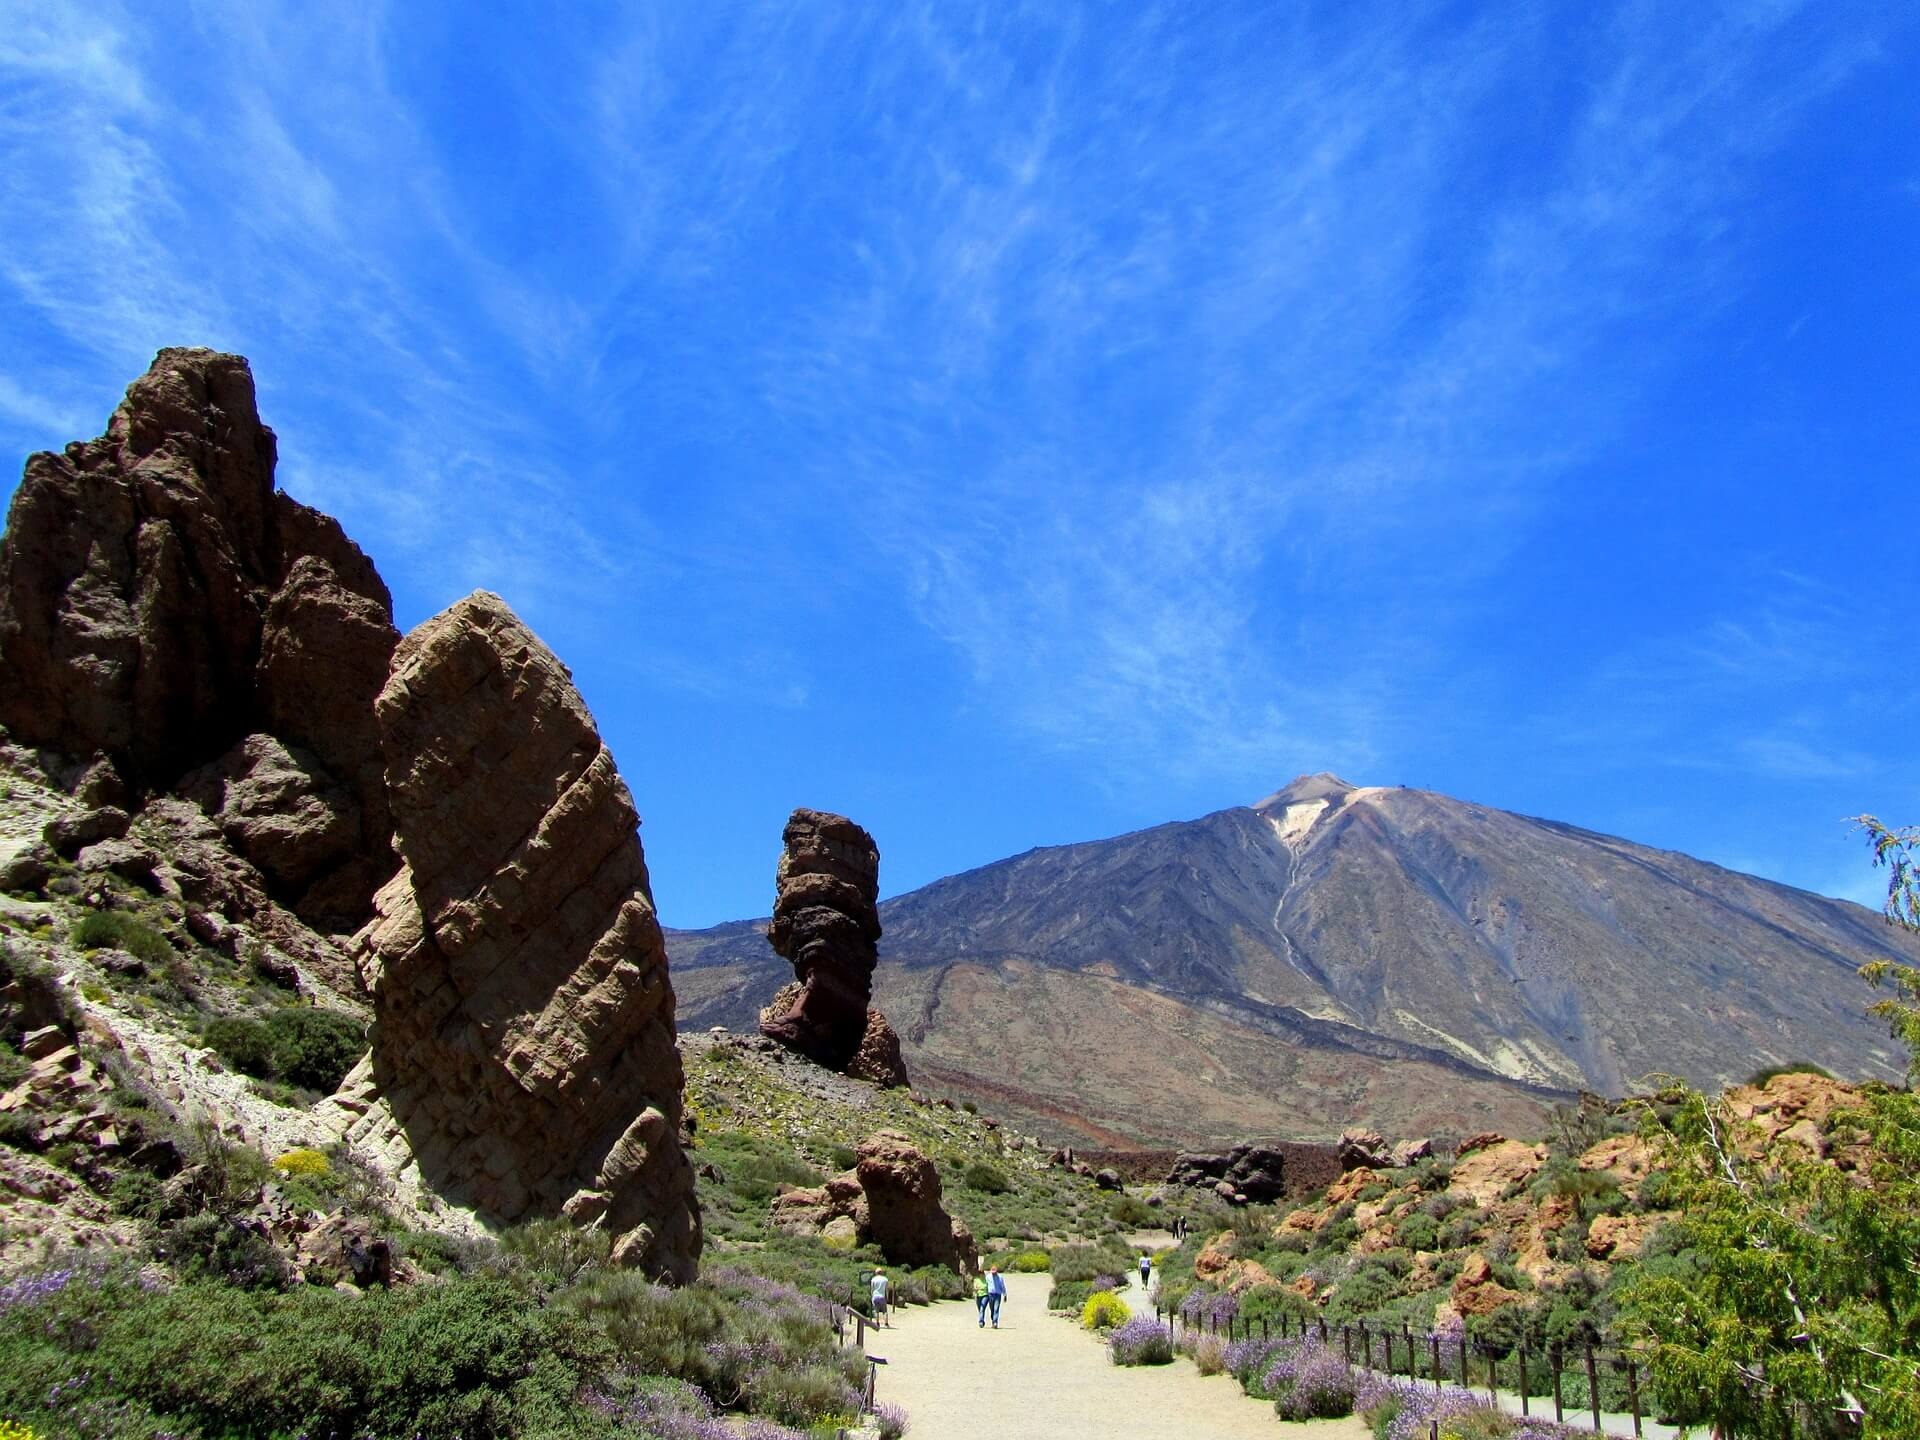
[866,1271,1371,1440]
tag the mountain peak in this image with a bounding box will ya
[1252,772,1356,813]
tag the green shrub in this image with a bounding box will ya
[1110,1193,1156,1226]
[201,1008,365,1093]
[1394,1212,1440,1251]
[203,1015,275,1078]
[109,1169,166,1220]
[1048,1279,1096,1312]
[1007,1249,1051,1272]
[70,910,173,966]
[263,1006,366,1093]
[1080,1289,1131,1331]
[962,1161,1010,1194]
[829,1145,858,1171]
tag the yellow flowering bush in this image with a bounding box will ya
[1080,1288,1131,1331]
[271,1147,330,1179]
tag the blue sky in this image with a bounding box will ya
[3,1,1916,927]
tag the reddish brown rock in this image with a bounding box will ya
[354,591,699,1282]
[771,1130,975,1273]
[0,348,398,926]
[759,808,908,1085]
[1451,1252,1525,1317]
[846,1006,909,1087]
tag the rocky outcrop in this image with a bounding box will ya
[758,808,907,1085]
[0,349,399,928]
[770,1129,975,1272]
[351,591,699,1282]
[1337,1127,1391,1170]
[846,1006,909,1088]
[1165,1140,1342,1204]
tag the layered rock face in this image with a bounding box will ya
[354,591,700,1281]
[0,348,398,928]
[758,808,907,1085]
[771,1130,975,1272]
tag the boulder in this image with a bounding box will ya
[0,348,399,926]
[845,1006,909,1088]
[1094,1168,1123,1191]
[1390,1138,1434,1168]
[1338,1127,1391,1170]
[759,809,907,1081]
[180,734,363,906]
[43,807,132,858]
[1451,1252,1525,1317]
[353,592,700,1282]
[1447,1139,1545,1208]
[771,1130,975,1273]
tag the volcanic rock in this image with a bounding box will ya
[1166,1139,1342,1204]
[1337,1127,1391,1170]
[846,1006,909,1088]
[771,1130,975,1273]
[0,348,399,926]
[352,591,700,1282]
[759,808,907,1084]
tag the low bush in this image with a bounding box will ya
[1183,1331,1227,1375]
[961,1161,1010,1194]
[1048,1279,1095,1312]
[202,1008,366,1094]
[272,1147,331,1180]
[1080,1289,1131,1331]
[70,910,173,967]
[1006,1249,1051,1272]
[1260,1334,1357,1419]
[1110,1193,1156,1226]
[264,1007,366,1093]
[1108,1316,1174,1365]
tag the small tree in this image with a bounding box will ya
[1613,816,1920,1436]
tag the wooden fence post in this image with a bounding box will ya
[1519,1345,1530,1415]
[1627,1356,1643,1437]
[1430,1333,1440,1388]
[1585,1344,1601,1433]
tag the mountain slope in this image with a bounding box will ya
[669,775,1917,1146]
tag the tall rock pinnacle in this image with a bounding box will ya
[353,591,700,1281]
[759,808,908,1086]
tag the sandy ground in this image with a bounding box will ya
[866,1270,1371,1440]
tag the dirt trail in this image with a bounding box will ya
[866,1271,1370,1440]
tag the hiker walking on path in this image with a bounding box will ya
[870,1268,892,1328]
[1138,1252,1153,1295]
[972,1269,991,1327]
[986,1265,1007,1328]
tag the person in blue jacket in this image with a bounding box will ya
[986,1265,1007,1328]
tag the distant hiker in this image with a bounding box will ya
[986,1265,1007,1327]
[972,1269,991,1327]
[1138,1252,1152,1293]
[869,1268,891,1328]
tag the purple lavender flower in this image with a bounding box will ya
[1108,1316,1175,1366]
[872,1401,911,1439]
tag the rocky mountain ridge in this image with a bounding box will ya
[671,774,1918,1148]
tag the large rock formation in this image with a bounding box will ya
[0,348,398,928]
[758,808,907,1085]
[1165,1139,1343,1204]
[352,591,699,1282]
[770,1130,976,1272]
